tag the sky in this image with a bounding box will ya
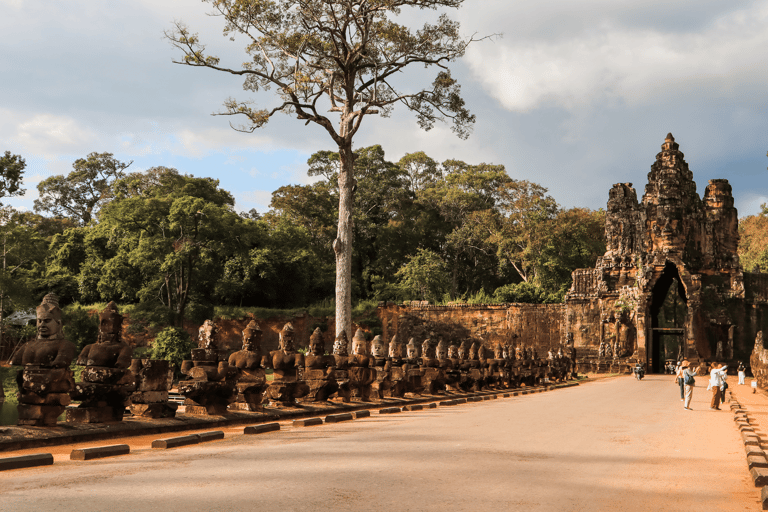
[1,0,767,218]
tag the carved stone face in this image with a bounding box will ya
[280,332,295,352]
[353,339,366,356]
[406,344,418,359]
[389,341,403,358]
[200,321,217,349]
[371,337,385,358]
[437,344,448,360]
[494,345,503,359]
[502,347,509,359]
[333,332,348,356]
[309,338,323,356]
[243,328,262,353]
[98,312,122,342]
[37,312,62,340]
[448,345,458,359]
[458,344,468,360]
[469,344,478,360]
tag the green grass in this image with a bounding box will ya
[1,366,18,405]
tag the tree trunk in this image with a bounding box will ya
[334,141,355,349]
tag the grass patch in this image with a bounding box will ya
[1,366,18,405]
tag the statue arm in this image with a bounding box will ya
[76,345,91,366]
[115,345,133,369]
[52,341,77,368]
[10,344,25,366]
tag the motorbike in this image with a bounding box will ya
[633,365,645,380]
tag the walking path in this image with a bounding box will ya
[0,375,760,511]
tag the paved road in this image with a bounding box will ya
[0,376,759,511]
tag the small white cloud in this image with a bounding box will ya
[237,189,273,212]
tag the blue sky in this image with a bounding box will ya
[2,0,767,216]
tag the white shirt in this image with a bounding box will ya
[709,367,727,388]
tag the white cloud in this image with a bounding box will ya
[237,190,273,212]
[464,2,768,113]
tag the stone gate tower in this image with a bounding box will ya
[566,134,767,372]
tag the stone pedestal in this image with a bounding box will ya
[299,368,338,403]
[421,367,446,395]
[348,366,376,402]
[129,359,177,418]
[371,363,392,399]
[178,350,237,415]
[17,367,74,426]
[265,379,310,406]
[386,366,407,398]
[68,366,135,424]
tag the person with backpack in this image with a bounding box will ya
[682,361,698,410]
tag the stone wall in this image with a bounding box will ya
[378,303,564,352]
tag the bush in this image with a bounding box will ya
[62,304,100,353]
[149,327,196,372]
[492,282,562,304]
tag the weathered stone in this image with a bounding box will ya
[354,410,371,418]
[0,453,54,471]
[294,418,323,427]
[244,422,280,435]
[379,407,401,414]
[129,402,178,418]
[152,435,200,449]
[748,454,768,470]
[404,404,423,411]
[752,467,768,487]
[70,444,130,460]
[325,413,354,423]
[199,431,225,442]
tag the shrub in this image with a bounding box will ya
[148,327,196,372]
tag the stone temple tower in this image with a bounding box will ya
[565,133,765,372]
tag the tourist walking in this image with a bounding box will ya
[682,361,697,410]
[738,362,746,385]
[709,363,727,410]
[675,362,685,401]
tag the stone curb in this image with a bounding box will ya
[293,418,323,427]
[244,423,280,435]
[379,407,401,414]
[0,453,53,471]
[199,431,225,443]
[151,434,200,449]
[403,404,423,411]
[70,444,130,460]
[325,413,354,424]
[354,410,371,418]
[439,400,458,406]
[426,403,437,409]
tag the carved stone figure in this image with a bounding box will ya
[386,334,407,398]
[404,337,424,394]
[348,329,376,401]
[68,301,136,423]
[370,335,392,399]
[264,322,309,406]
[229,320,270,410]
[11,293,77,426]
[178,320,237,415]
[129,358,177,418]
[331,330,352,402]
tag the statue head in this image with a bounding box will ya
[448,344,459,359]
[333,330,349,356]
[502,344,510,360]
[98,301,123,343]
[36,293,63,340]
[388,334,404,358]
[458,340,469,360]
[406,338,419,359]
[352,328,368,356]
[371,335,386,358]
[422,339,436,358]
[309,327,324,356]
[242,320,262,353]
[436,338,449,360]
[494,342,503,359]
[199,320,218,349]
[469,342,479,360]
[279,322,295,352]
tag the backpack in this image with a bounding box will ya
[684,372,695,386]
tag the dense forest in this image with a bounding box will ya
[0,146,611,331]
[3,146,768,337]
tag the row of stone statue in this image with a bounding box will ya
[177,318,577,415]
[10,294,176,426]
[9,293,576,426]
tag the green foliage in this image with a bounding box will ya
[35,152,131,225]
[492,282,562,304]
[0,151,26,201]
[61,304,99,353]
[1,365,19,404]
[149,327,196,372]
[396,249,449,303]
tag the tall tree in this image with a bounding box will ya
[35,152,131,225]
[0,151,26,203]
[166,0,482,340]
